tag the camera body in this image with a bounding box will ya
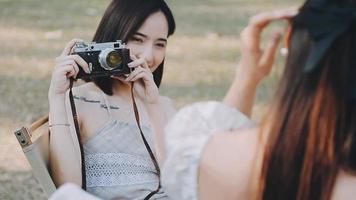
[72,40,131,79]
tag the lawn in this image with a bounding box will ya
[0,0,300,199]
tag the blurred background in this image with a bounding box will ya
[0,0,299,199]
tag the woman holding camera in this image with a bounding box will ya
[48,0,175,199]
[160,0,356,199]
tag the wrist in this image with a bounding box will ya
[233,78,259,93]
[144,98,162,113]
[142,92,160,105]
[145,101,160,110]
[49,123,70,128]
[234,70,261,89]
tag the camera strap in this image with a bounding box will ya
[130,82,161,200]
[68,79,161,199]
[68,79,87,190]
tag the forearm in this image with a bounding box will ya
[145,100,171,166]
[49,95,81,186]
[223,71,260,118]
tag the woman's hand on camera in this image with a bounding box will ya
[111,55,159,104]
[49,39,90,100]
[236,9,297,85]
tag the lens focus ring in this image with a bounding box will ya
[98,48,122,70]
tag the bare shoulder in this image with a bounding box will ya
[201,128,260,177]
[331,171,356,200]
[199,128,261,200]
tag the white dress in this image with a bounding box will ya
[161,101,255,200]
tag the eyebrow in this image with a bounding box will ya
[134,32,167,43]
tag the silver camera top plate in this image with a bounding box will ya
[73,40,126,53]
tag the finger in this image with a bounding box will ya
[242,9,297,51]
[125,67,146,80]
[57,65,77,78]
[259,32,282,73]
[141,59,149,70]
[55,55,68,66]
[136,55,150,69]
[56,55,89,74]
[69,55,90,73]
[131,54,138,61]
[60,60,79,71]
[248,9,298,32]
[69,64,79,78]
[58,60,80,77]
[110,75,131,86]
[128,57,146,68]
[127,71,146,82]
[61,38,83,56]
[126,66,152,82]
[129,55,149,69]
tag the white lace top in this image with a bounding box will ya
[161,101,255,200]
[83,94,167,200]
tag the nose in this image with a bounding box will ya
[139,44,154,68]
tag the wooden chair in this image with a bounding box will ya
[13,115,56,197]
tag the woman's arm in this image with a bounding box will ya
[48,39,89,186]
[49,93,82,186]
[145,96,176,165]
[223,74,260,118]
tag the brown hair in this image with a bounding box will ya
[89,0,175,95]
[259,1,356,199]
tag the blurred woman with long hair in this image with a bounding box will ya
[160,0,356,199]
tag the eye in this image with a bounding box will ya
[131,37,144,43]
[156,43,166,48]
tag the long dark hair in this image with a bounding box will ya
[90,0,175,95]
[259,0,356,199]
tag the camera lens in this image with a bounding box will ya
[99,48,123,70]
[107,51,122,68]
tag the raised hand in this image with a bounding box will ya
[48,39,89,99]
[224,9,297,116]
[111,55,160,104]
[236,9,297,84]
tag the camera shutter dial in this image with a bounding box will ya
[98,48,123,70]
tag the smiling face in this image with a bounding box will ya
[126,11,169,72]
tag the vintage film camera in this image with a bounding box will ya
[72,40,131,79]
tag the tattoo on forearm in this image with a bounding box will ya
[73,95,119,110]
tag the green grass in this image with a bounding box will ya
[0,0,300,198]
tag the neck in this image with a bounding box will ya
[111,79,132,98]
